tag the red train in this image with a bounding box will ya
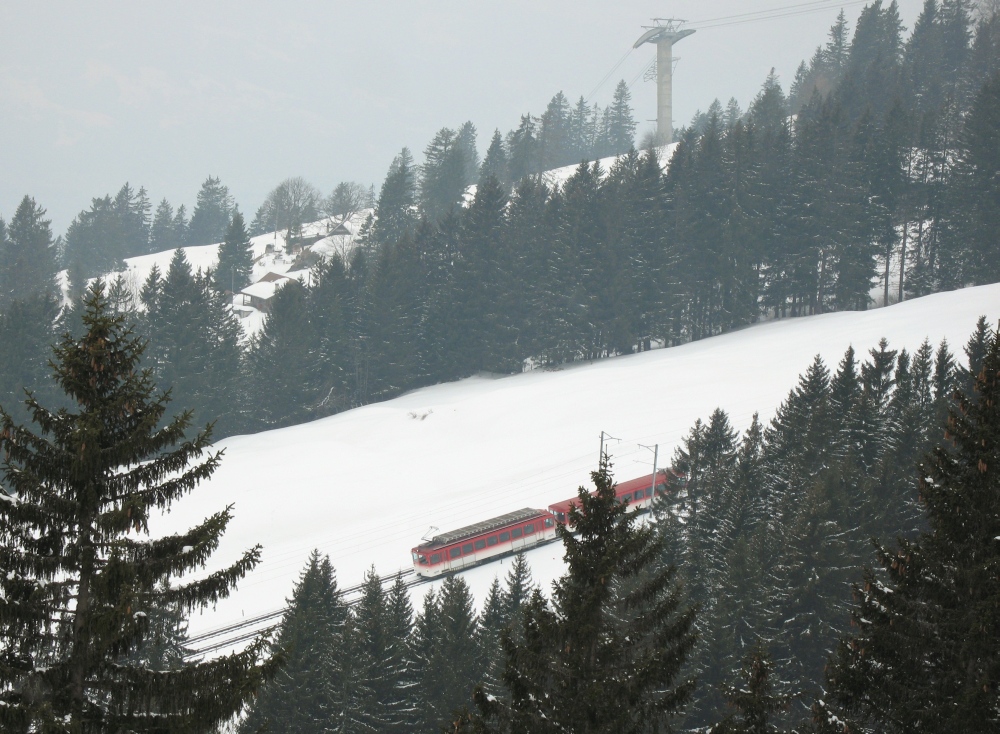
[411,468,684,578]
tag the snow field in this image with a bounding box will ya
[149,284,1000,645]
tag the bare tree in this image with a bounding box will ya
[323,181,369,224]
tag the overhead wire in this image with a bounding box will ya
[596,0,867,101]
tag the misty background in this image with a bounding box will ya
[1,0,926,234]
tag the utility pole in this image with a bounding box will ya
[599,431,621,463]
[639,443,659,497]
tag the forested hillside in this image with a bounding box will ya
[0,1,997,444]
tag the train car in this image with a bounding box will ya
[411,507,558,578]
[548,468,683,527]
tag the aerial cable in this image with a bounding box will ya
[687,0,864,28]
[586,46,635,104]
[688,0,868,30]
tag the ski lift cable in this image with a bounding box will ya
[688,0,868,30]
[586,46,636,104]
[686,0,864,27]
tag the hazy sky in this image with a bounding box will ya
[1,1,927,235]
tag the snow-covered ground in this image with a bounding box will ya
[148,284,1000,648]
[63,210,371,337]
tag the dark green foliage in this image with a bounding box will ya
[0,294,61,426]
[240,551,348,734]
[820,320,1000,732]
[149,198,183,255]
[479,130,510,187]
[214,208,254,293]
[0,196,58,308]
[244,280,318,428]
[142,249,243,435]
[411,576,481,733]
[0,283,269,732]
[187,176,233,246]
[370,149,418,247]
[711,645,793,734]
[471,456,697,733]
[64,183,151,278]
[656,332,967,730]
[420,126,474,222]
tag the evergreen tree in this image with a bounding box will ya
[172,204,190,249]
[711,645,793,734]
[0,283,270,732]
[240,551,347,734]
[371,149,418,246]
[470,456,697,733]
[506,115,539,182]
[479,130,510,187]
[0,195,58,308]
[420,127,469,222]
[539,91,573,169]
[411,576,481,732]
[187,176,233,245]
[149,198,180,254]
[602,80,638,155]
[820,319,1000,732]
[244,279,318,429]
[214,207,254,293]
[948,72,1000,283]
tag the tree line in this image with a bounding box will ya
[239,318,1000,733]
[0,1,998,444]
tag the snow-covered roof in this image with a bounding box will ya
[240,279,287,301]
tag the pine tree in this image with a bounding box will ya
[539,91,573,170]
[470,456,697,733]
[604,80,638,155]
[187,176,233,246]
[420,127,468,222]
[214,207,254,293]
[371,148,418,247]
[479,130,510,187]
[419,575,480,731]
[0,283,270,732]
[240,551,347,734]
[149,198,180,254]
[506,115,539,182]
[711,645,794,734]
[820,319,1000,732]
[0,195,58,308]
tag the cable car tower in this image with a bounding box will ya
[634,19,695,145]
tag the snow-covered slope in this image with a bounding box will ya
[64,211,371,336]
[152,285,1000,644]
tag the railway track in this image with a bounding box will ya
[183,568,423,659]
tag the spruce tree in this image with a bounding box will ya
[0,195,58,308]
[0,283,270,732]
[820,320,1000,731]
[711,645,793,734]
[471,455,697,733]
[187,176,233,246]
[214,207,254,293]
[240,551,347,734]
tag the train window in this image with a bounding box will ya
[417,554,427,564]
[431,554,441,564]
[524,524,534,534]
[511,527,523,539]
[646,487,653,497]
[544,518,554,528]
[475,539,486,550]
[499,532,510,542]
[462,543,474,554]
[487,536,498,547]
[556,512,565,523]
[450,547,462,559]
